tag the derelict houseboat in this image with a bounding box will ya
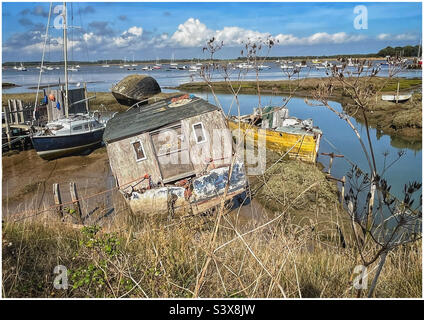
[228,106,322,163]
[103,94,248,217]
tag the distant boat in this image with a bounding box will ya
[381,93,412,103]
[67,67,78,71]
[189,65,201,72]
[102,60,110,67]
[17,62,27,71]
[258,64,271,70]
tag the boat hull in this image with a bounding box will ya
[124,162,248,216]
[228,120,321,163]
[31,128,104,160]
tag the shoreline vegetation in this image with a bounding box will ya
[2,44,421,67]
[2,149,422,298]
[172,77,422,141]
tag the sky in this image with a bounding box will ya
[1,1,422,62]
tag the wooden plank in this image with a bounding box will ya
[53,183,63,219]
[18,100,24,123]
[3,103,12,149]
[70,182,83,224]
[12,99,18,124]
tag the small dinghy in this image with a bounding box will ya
[381,93,412,103]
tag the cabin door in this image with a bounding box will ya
[150,124,194,183]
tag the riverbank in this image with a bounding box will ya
[173,77,422,141]
[2,91,179,112]
[2,148,421,297]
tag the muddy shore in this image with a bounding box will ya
[172,77,422,141]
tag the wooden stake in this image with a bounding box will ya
[83,82,89,113]
[396,82,400,104]
[12,99,18,124]
[18,100,24,123]
[341,176,346,203]
[4,103,12,149]
[53,183,63,219]
[321,152,344,175]
[70,182,83,224]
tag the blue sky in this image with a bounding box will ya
[2,2,422,61]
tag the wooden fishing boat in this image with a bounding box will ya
[228,106,322,163]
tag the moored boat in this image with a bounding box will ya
[228,106,322,163]
[381,93,412,102]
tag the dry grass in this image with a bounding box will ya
[2,158,421,298]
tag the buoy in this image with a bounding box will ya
[49,94,55,101]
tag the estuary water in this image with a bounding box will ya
[196,92,422,203]
[2,61,421,93]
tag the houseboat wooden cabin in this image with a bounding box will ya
[103,94,248,217]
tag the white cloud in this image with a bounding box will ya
[168,18,367,48]
[377,33,417,41]
[170,18,213,47]
[377,33,390,40]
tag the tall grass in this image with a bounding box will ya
[2,162,421,298]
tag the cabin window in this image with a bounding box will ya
[132,140,147,162]
[73,125,83,131]
[192,122,207,144]
[84,124,89,130]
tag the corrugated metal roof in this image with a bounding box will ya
[103,96,220,143]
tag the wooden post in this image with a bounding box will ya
[70,182,83,224]
[83,82,89,113]
[53,183,63,219]
[341,176,346,203]
[396,82,400,104]
[4,103,12,149]
[18,100,24,123]
[321,152,344,175]
[12,99,18,124]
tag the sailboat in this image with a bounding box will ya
[102,60,110,67]
[31,2,105,160]
[169,53,178,69]
[131,55,137,67]
[17,62,27,71]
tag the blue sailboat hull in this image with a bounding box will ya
[31,128,105,160]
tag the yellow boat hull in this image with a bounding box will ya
[228,120,321,163]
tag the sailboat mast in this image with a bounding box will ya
[63,2,69,118]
